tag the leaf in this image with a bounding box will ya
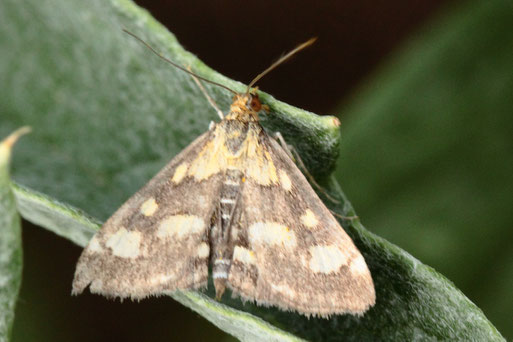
[335,0,513,338]
[0,0,505,342]
[0,128,30,342]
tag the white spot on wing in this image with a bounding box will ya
[278,169,292,191]
[172,162,188,183]
[233,246,256,265]
[301,209,319,228]
[87,235,103,253]
[157,215,205,239]
[248,222,297,249]
[309,245,348,273]
[197,242,209,258]
[140,197,158,216]
[105,228,142,259]
[350,254,369,275]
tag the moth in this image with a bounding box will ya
[72,31,375,317]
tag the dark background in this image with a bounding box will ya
[132,1,451,115]
[14,0,513,341]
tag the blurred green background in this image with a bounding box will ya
[3,0,512,340]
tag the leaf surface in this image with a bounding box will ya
[0,0,505,340]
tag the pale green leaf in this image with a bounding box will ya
[0,0,505,340]
[0,129,28,342]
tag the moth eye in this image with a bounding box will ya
[249,97,262,112]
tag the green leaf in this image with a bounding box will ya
[0,0,505,341]
[336,0,513,338]
[0,128,29,342]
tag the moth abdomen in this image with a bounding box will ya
[210,168,244,299]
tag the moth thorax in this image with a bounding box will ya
[225,93,261,122]
[223,120,250,154]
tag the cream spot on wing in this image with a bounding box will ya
[172,162,188,183]
[140,197,158,216]
[197,242,210,258]
[309,245,348,273]
[188,135,224,180]
[278,169,292,191]
[271,283,297,299]
[105,228,142,258]
[350,254,369,275]
[301,209,319,228]
[233,246,256,265]
[87,235,103,253]
[149,273,176,286]
[246,149,278,186]
[248,222,297,248]
[245,156,278,185]
[157,215,205,239]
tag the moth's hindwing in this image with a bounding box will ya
[72,131,222,299]
[227,133,376,317]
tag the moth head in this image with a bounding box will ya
[246,89,270,113]
[228,90,269,122]
[247,90,263,112]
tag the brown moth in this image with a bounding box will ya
[72,32,375,317]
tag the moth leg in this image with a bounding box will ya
[187,66,224,120]
[274,131,340,204]
[330,210,359,221]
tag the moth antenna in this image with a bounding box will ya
[187,66,224,119]
[246,37,317,95]
[123,29,238,95]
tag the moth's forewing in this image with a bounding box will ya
[73,131,222,299]
[227,132,375,317]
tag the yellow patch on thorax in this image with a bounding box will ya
[187,123,279,185]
